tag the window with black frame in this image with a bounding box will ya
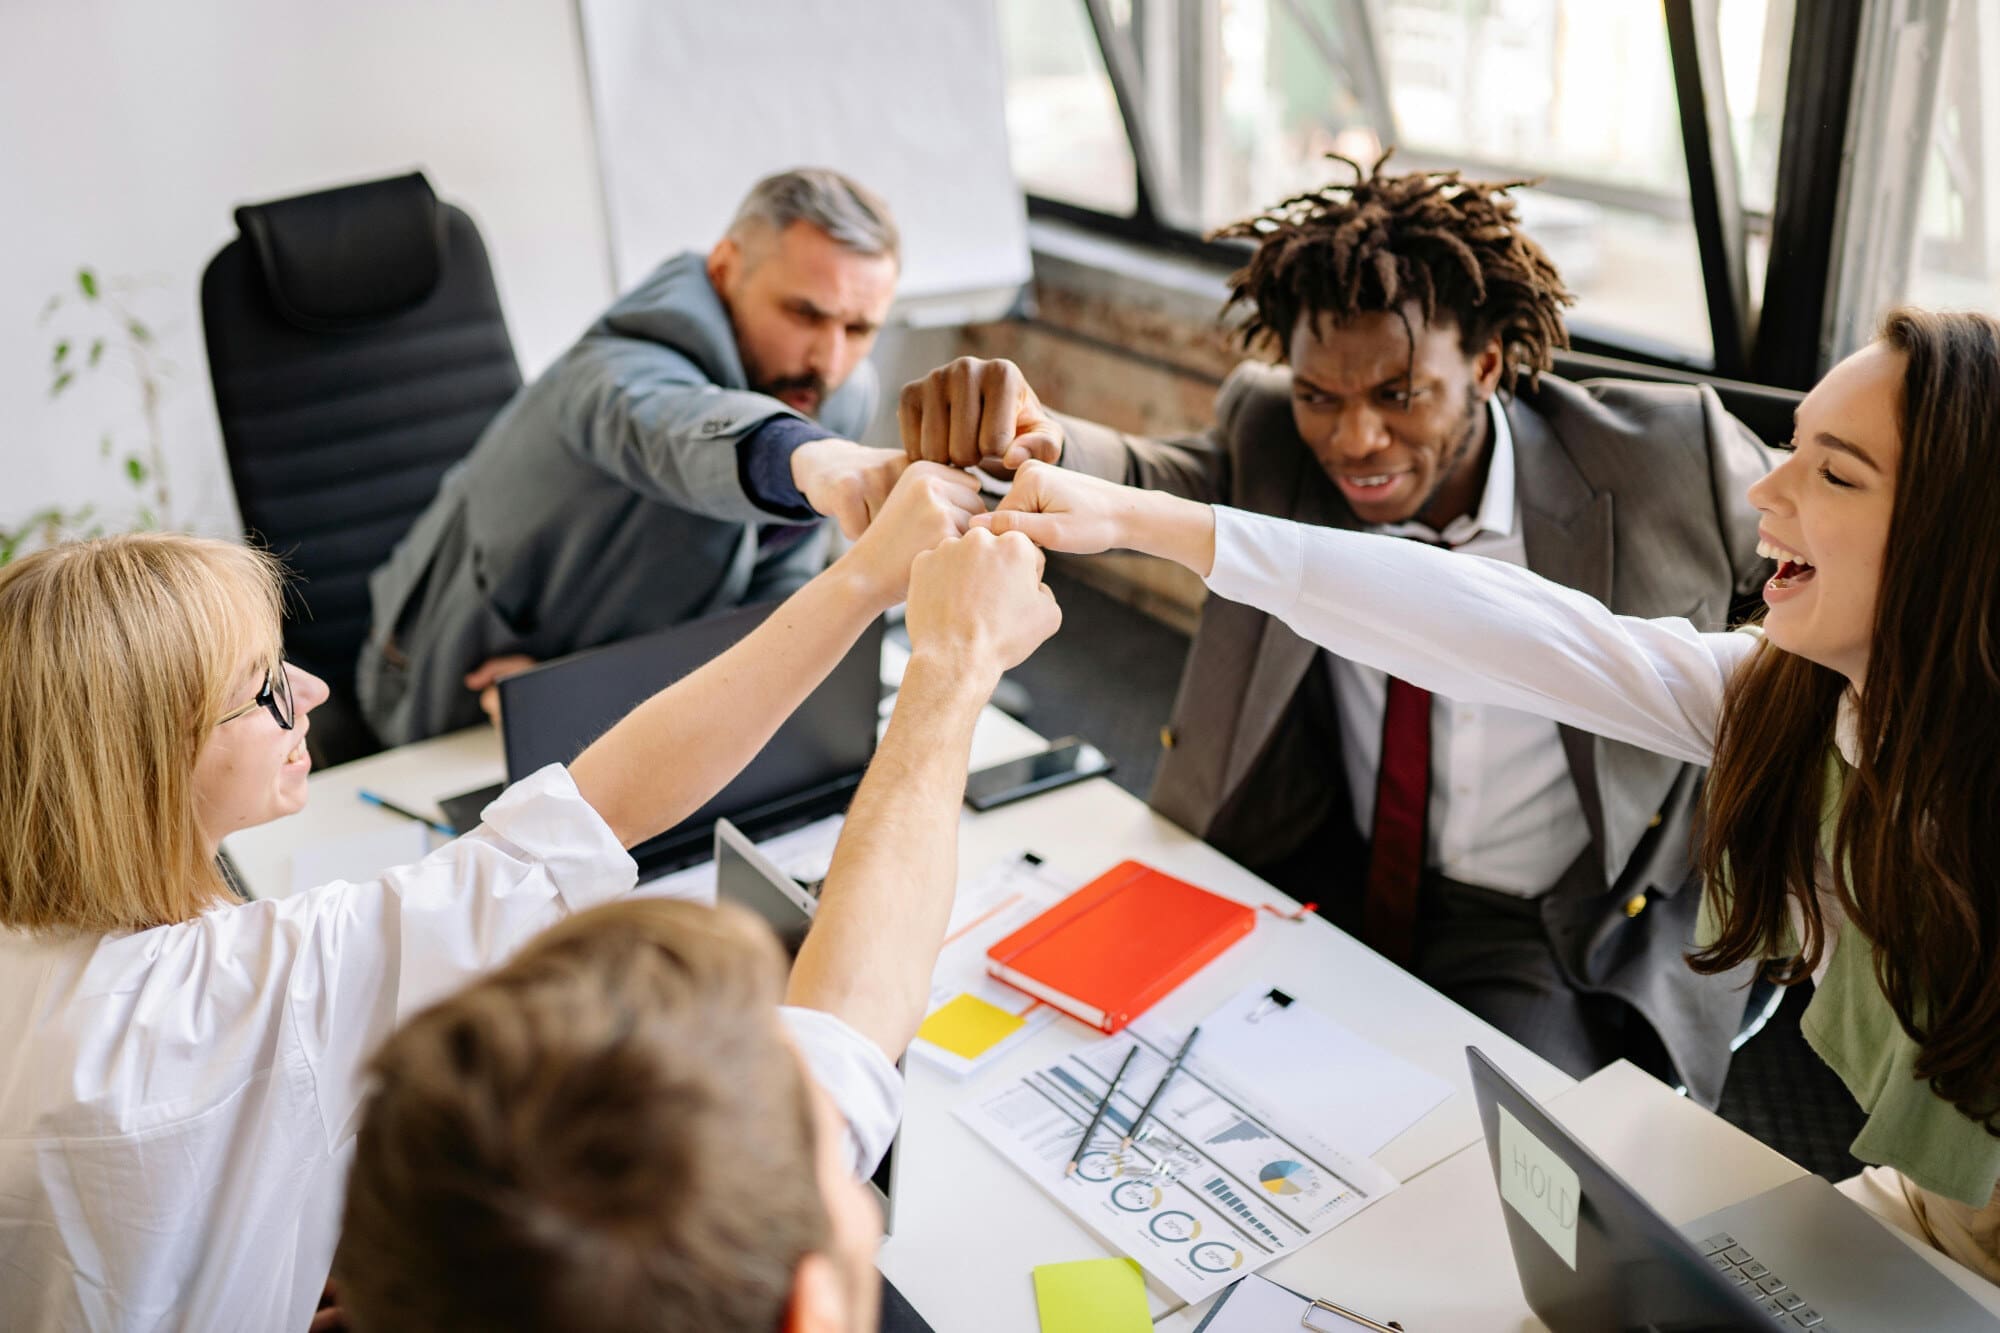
[1824,0,1999,361]
[999,0,1803,374]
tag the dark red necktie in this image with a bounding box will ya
[1361,674,1431,967]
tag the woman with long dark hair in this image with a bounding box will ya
[977,307,2000,1281]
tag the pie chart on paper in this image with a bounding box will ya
[1257,1159,1320,1196]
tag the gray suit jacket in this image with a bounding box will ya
[1059,364,1775,1103]
[357,252,875,745]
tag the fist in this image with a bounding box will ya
[974,459,1140,555]
[841,462,985,608]
[905,526,1062,679]
[976,460,1216,574]
[791,439,909,540]
[898,357,1065,472]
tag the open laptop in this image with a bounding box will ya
[1467,1046,1996,1332]
[715,818,901,1233]
[440,601,883,879]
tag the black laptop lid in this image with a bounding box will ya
[1466,1046,1771,1332]
[498,602,883,869]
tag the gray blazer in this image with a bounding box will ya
[1059,364,1776,1103]
[356,252,875,745]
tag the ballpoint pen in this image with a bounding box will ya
[357,790,456,838]
[1066,1046,1137,1177]
[1121,1026,1200,1151]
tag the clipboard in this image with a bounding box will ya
[1150,985,1451,1159]
[1192,1273,1406,1332]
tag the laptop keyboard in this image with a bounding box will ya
[1699,1232,1839,1330]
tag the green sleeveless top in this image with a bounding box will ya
[1699,751,2000,1207]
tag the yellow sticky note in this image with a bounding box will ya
[1032,1258,1149,1333]
[918,992,1027,1060]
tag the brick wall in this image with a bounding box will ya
[942,262,1268,635]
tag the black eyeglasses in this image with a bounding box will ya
[215,661,297,731]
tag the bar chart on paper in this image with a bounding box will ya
[955,1030,1397,1302]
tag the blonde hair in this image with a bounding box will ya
[0,532,284,934]
[339,898,829,1333]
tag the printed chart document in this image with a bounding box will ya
[956,1025,1399,1302]
[1132,985,1452,1158]
[909,851,1076,1076]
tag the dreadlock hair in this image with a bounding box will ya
[1214,150,1574,393]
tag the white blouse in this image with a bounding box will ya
[1204,505,1761,768]
[0,764,899,1333]
[1206,510,1853,991]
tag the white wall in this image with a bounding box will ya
[0,0,615,542]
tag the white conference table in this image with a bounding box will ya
[226,692,1573,1330]
[1155,1059,2000,1330]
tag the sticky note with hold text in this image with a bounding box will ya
[1497,1104,1581,1269]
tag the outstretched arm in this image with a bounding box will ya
[565,464,982,848]
[786,528,1063,1059]
[896,355,1236,501]
[564,339,906,534]
[978,461,1759,766]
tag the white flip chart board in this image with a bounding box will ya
[577,0,1032,326]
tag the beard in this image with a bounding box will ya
[1410,383,1487,526]
[754,370,830,415]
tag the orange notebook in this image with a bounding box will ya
[985,860,1256,1033]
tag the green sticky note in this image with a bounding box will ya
[1032,1257,1149,1333]
[918,992,1027,1059]
[1497,1104,1582,1269]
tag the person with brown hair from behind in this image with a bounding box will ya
[335,524,1062,1333]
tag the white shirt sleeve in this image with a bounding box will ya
[0,765,640,1331]
[779,1006,904,1177]
[276,763,638,1144]
[1204,506,1759,767]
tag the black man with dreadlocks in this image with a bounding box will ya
[899,156,1778,1102]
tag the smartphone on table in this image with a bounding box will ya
[962,738,1113,812]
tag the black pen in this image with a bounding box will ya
[357,790,456,838]
[1066,1045,1137,1177]
[1121,1026,1200,1151]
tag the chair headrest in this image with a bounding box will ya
[234,172,444,331]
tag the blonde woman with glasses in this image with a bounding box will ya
[0,463,1054,1331]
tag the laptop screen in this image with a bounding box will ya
[714,814,820,956]
[715,819,900,1231]
[497,602,883,872]
[1465,1047,1769,1332]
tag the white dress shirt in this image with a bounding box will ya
[1208,505,1758,769]
[0,764,899,1333]
[1325,398,1594,895]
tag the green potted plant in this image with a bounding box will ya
[1,267,176,565]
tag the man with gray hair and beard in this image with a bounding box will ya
[359,168,910,745]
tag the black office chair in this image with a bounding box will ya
[202,172,522,766]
